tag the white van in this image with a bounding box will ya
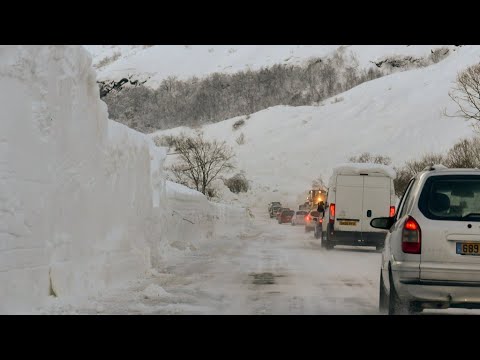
[321,163,396,250]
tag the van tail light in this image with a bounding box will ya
[329,203,335,224]
[402,216,421,254]
[389,206,395,217]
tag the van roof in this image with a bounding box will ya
[328,163,396,187]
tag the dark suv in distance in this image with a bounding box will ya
[270,205,282,218]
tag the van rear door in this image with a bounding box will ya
[361,175,391,233]
[335,175,363,232]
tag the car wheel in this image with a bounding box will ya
[324,224,334,250]
[387,268,417,315]
[379,272,388,313]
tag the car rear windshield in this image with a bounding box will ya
[419,175,480,221]
[283,210,294,216]
[310,211,320,217]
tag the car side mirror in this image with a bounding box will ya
[370,217,394,230]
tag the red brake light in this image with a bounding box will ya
[389,206,395,217]
[402,216,421,254]
[329,203,335,224]
[319,218,323,223]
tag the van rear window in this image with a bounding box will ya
[419,175,480,221]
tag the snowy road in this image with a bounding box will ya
[44,208,480,315]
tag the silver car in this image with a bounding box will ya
[291,210,308,226]
[371,166,480,314]
[304,210,321,232]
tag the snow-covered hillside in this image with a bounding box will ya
[84,45,454,88]
[150,45,480,209]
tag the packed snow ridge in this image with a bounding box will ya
[0,45,250,314]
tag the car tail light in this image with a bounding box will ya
[329,203,335,224]
[402,216,421,254]
[306,215,311,221]
[319,218,323,223]
[389,206,395,217]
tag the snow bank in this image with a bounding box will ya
[161,181,250,253]
[0,45,160,313]
[0,45,249,314]
[143,284,172,299]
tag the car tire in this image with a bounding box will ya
[379,272,388,313]
[324,224,334,250]
[387,275,402,315]
[387,268,418,315]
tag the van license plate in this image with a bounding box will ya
[456,242,480,256]
[340,221,357,226]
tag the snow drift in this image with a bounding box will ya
[0,45,249,314]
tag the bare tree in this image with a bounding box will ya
[166,132,235,195]
[404,152,445,174]
[224,172,249,193]
[445,137,480,168]
[349,152,392,165]
[446,64,480,129]
[393,152,445,197]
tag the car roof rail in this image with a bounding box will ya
[423,164,448,171]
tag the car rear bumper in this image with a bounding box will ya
[330,231,386,246]
[396,282,480,307]
[393,265,480,306]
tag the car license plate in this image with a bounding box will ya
[340,221,357,226]
[456,242,480,256]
